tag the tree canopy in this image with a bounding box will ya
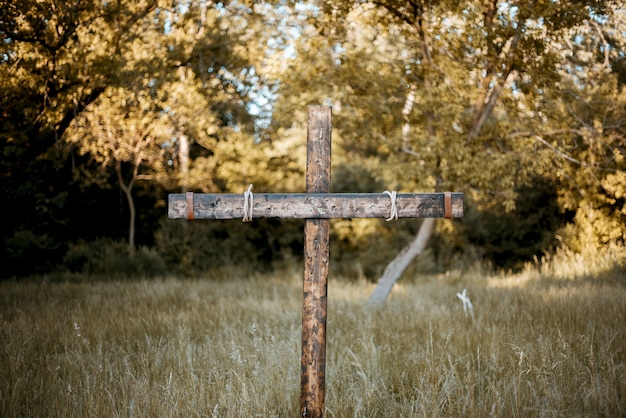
[1,0,624,278]
[273,0,625,260]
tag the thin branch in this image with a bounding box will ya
[370,1,417,27]
[590,20,610,72]
[510,129,583,138]
[401,145,422,158]
[511,130,625,173]
[533,136,589,166]
[468,70,519,141]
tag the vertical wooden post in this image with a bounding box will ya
[301,106,331,417]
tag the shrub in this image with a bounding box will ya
[63,238,167,278]
[444,178,567,270]
[154,218,303,277]
[2,229,64,278]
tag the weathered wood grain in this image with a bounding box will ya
[168,192,464,220]
[167,105,465,418]
[301,105,331,418]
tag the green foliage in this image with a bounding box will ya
[546,74,626,252]
[63,238,167,278]
[330,218,435,279]
[271,0,625,269]
[1,0,289,276]
[3,229,62,278]
[154,218,304,277]
[2,0,625,278]
[0,0,158,155]
[445,179,567,270]
[329,161,437,279]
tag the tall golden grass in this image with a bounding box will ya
[1,249,625,417]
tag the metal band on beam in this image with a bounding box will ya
[186,192,194,221]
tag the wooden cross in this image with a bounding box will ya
[168,106,463,417]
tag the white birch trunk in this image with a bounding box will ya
[368,7,520,305]
[178,133,189,190]
[367,84,436,305]
[367,217,435,305]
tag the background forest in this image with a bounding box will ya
[2,0,625,281]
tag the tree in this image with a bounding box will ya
[273,0,620,302]
[1,0,286,274]
[68,85,171,247]
[0,0,160,161]
[1,0,164,274]
[515,8,626,252]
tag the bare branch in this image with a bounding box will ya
[468,70,519,141]
[510,130,625,173]
[590,20,610,72]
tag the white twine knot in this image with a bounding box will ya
[242,184,254,222]
[383,190,398,221]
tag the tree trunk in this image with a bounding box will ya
[368,77,435,304]
[468,70,519,141]
[116,161,136,248]
[126,190,136,248]
[367,218,435,305]
[369,35,517,305]
[178,133,190,190]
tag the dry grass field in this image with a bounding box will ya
[1,249,625,417]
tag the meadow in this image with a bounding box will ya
[1,249,625,417]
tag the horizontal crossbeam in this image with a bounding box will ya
[168,192,463,220]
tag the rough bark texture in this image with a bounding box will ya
[300,105,331,418]
[167,105,464,414]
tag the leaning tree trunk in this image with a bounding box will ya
[368,78,433,305]
[367,217,435,305]
[368,3,522,304]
